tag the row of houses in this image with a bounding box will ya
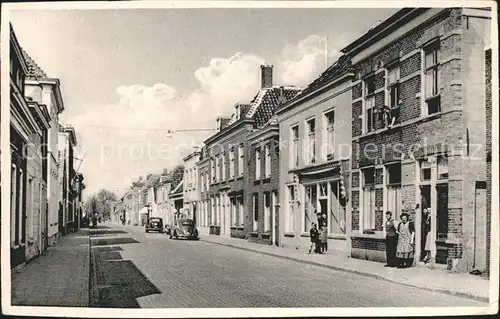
[117,8,493,275]
[112,167,185,227]
[7,25,86,269]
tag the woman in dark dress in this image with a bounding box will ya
[384,211,398,267]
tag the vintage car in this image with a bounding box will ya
[167,218,199,240]
[145,217,164,233]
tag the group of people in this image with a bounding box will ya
[308,212,328,254]
[384,207,431,269]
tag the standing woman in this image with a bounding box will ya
[384,211,398,267]
[422,208,432,262]
[396,212,415,268]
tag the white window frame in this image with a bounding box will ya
[238,145,244,177]
[385,63,401,127]
[264,192,270,232]
[237,195,244,226]
[385,163,402,219]
[324,109,335,160]
[286,185,296,233]
[19,168,24,244]
[210,158,215,183]
[229,148,235,178]
[361,167,376,231]
[290,125,299,168]
[255,148,261,180]
[422,40,441,116]
[363,74,376,134]
[28,176,34,241]
[304,184,317,233]
[221,152,226,181]
[264,144,271,178]
[306,118,316,164]
[252,193,258,231]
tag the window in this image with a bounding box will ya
[237,196,244,226]
[200,173,204,191]
[252,194,259,231]
[363,74,376,133]
[329,181,346,235]
[264,192,271,232]
[364,74,376,95]
[210,158,215,183]
[324,110,335,160]
[215,156,220,182]
[255,148,261,180]
[211,196,215,225]
[424,41,441,115]
[386,163,402,218]
[291,125,299,168]
[386,64,400,126]
[215,195,220,225]
[264,145,271,177]
[19,169,24,244]
[306,118,316,164]
[221,153,226,181]
[238,145,244,177]
[437,156,448,180]
[231,197,237,225]
[362,167,376,230]
[286,185,295,233]
[28,177,34,240]
[304,185,317,232]
[420,159,432,181]
[229,149,235,178]
[364,96,375,133]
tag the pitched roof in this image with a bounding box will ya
[293,55,352,99]
[21,48,48,79]
[226,86,302,128]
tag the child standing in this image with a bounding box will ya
[309,222,319,254]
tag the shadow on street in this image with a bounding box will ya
[90,230,161,308]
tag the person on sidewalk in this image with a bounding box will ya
[384,211,398,267]
[396,212,415,268]
[317,212,328,253]
[308,222,319,254]
[421,207,432,263]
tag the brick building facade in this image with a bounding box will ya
[247,116,280,245]
[343,8,491,272]
[276,56,352,252]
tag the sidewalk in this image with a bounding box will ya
[200,234,490,302]
[11,229,90,307]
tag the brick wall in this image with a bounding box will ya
[349,8,467,265]
[247,132,280,245]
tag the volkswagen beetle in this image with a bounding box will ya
[168,218,199,240]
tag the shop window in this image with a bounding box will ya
[304,185,317,232]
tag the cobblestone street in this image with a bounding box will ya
[89,225,486,308]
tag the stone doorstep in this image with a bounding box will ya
[200,237,489,303]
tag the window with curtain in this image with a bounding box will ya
[304,185,317,232]
[362,167,376,230]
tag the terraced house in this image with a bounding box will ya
[204,65,301,240]
[276,55,353,252]
[343,7,491,273]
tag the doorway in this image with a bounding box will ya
[420,185,431,261]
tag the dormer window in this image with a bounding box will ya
[235,105,241,121]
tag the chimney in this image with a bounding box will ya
[216,116,231,131]
[261,65,273,89]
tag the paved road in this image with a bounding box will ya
[90,224,486,308]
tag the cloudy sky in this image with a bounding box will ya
[10,5,398,198]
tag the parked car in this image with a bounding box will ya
[145,217,164,233]
[167,218,199,240]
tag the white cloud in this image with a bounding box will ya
[277,33,353,87]
[71,34,347,196]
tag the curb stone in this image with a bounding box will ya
[200,238,488,303]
